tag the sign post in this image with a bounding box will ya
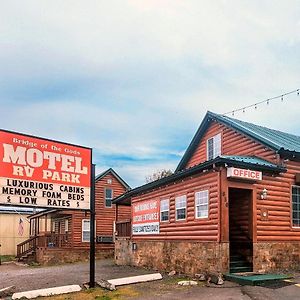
[89,163,96,288]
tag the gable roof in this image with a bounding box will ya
[113,155,285,205]
[176,111,300,171]
[95,168,131,190]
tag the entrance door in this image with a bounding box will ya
[229,188,253,273]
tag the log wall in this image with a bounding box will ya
[131,170,220,242]
[186,120,277,169]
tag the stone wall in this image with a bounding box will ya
[254,242,300,272]
[36,247,113,265]
[115,239,229,275]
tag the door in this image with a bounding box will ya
[229,188,253,273]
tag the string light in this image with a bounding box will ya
[223,88,300,116]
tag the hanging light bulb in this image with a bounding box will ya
[281,95,283,102]
[232,111,235,116]
[267,100,269,105]
[255,104,257,110]
[297,89,299,96]
[243,108,245,113]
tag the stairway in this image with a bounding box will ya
[230,253,252,273]
[17,250,36,263]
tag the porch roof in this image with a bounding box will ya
[113,155,286,205]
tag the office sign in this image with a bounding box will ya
[227,167,262,181]
[132,199,159,235]
[0,130,91,210]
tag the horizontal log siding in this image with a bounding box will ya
[186,121,277,169]
[255,160,300,241]
[132,170,220,241]
[71,173,129,248]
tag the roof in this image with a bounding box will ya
[95,168,131,190]
[0,206,41,214]
[176,111,300,171]
[113,155,286,205]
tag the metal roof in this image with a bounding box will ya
[113,155,286,205]
[0,206,42,214]
[176,111,300,171]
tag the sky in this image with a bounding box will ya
[1,1,300,187]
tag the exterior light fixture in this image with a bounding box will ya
[261,188,268,200]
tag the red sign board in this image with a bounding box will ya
[227,167,262,181]
[0,130,91,210]
[132,199,159,235]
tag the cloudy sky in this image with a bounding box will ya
[1,1,300,187]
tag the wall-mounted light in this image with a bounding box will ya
[261,188,268,200]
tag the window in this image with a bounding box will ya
[82,219,90,242]
[207,133,221,160]
[176,195,187,220]
[292,186,300,227]
[105,188,113,207]
[195,190,209,219]
[160,199,169,222]
[65,219,69,232]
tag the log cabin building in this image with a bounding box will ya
[114,111,300,275]
[17,168,130,264]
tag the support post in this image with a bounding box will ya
[89,163,96,288]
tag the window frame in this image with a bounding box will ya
[65,218,69,232]
[292,185,300,228]
[175,195,187,221]
[104,188,113,208]
[207,133,221,161]
[195,190,209,219]
[160,198,170,222]
[82,219,90,242]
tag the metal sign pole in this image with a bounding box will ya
[89,163,96,288]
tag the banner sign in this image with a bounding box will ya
[0,130,91,210]
[132,199,159,235]
[227,167,262,181]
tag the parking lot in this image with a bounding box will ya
[1,259,300,299]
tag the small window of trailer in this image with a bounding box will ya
[292,186,300,227]
[160,199,169,222]
[195,190,209,219]
[207,133,221,160]
[176,195,187,220]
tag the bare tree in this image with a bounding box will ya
[145,169,173,183]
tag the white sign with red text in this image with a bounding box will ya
[0,130,91,210]
[227,167,262,181]
[132,199,160,235]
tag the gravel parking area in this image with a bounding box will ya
[0,259,153,292]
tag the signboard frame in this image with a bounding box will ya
[0,128,92,211]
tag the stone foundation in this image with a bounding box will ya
[36,247,114,265]
[115,238,229,275]
[254,242,300,272]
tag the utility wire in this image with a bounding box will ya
[223,88,300,116]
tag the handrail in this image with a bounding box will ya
[16,236,38,258]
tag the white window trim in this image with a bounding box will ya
[160,199,169,222]
[207,133,221,160]
[175,195,187,221]
[65,219,69,232]
[105,188,113,208]
[81,219,97,242]
[82,219,90,242]
[292,185,300,228]
[195,190,209,219]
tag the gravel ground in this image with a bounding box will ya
[0,259,153,292]
[2,260,300,299]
